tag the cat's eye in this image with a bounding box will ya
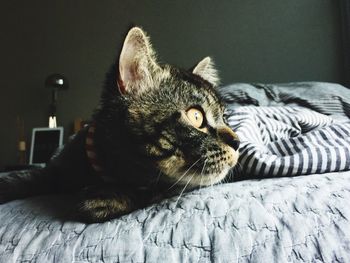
[186,108,205,129]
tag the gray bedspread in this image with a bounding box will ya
[1,82,350,262]
[1,171,350,262]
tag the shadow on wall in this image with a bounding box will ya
[0,0,344,167]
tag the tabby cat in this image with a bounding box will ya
[0,27,240,222]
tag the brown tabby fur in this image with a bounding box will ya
[0,27,240,223]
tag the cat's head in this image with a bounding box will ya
[101,27,239,187]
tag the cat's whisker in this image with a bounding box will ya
[236,161,243,171]
[153,170,162,187]
[219,176,226,185]
[173,173,195,208]
[199,159,208,190]
[232,161,243,180]
[228,171,233,181]
[168,158,201,190]
[210,177,214,197]
[223,169,232,184]
[233,165,238,174]
[229,169,234,181]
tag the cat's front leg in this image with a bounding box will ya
[0,169,55,203]
[77,184,143,223]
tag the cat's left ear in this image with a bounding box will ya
[192,57,220,86]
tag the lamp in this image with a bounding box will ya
[45,74,68,128]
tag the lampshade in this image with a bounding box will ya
[45,74,69,90]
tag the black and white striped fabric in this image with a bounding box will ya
[227,106,350,178]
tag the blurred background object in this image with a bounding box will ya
[45,73,68,128]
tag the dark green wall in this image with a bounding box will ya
[0,0,343,167]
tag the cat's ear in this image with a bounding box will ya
[192,57,220,86]
[118,27,160,95]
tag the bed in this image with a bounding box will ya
[1,82,350,262]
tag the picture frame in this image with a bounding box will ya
[29,127,64,167]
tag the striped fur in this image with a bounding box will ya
[0,27,240,223]
[93,27,240,190]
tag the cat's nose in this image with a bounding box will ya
[217,126,240,151]
[229,139,240,151]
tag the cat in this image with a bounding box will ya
[0,27,240,223]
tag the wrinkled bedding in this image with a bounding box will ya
[1,82,350,262]
[1,171,350,262]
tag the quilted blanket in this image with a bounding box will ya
[1,171,350,262]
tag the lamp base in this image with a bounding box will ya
[49,116,57,128]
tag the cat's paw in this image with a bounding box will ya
[77,187,137,223]
[78,196,134,223]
